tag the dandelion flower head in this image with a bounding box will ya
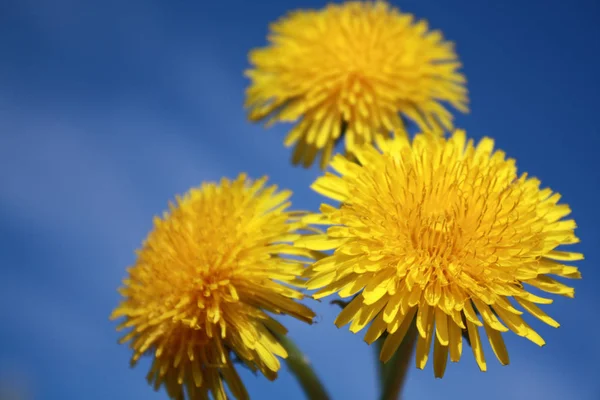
[245,1,468,169]
[111,174,316,399]
[298,131,582,377]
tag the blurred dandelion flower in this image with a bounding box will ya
[111,174,315,399]
[298,131,582,377]
[245,1,468,169]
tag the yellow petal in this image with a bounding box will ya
[330,154,363,177]
[416,302,431,338]
[435,308,449,346]
[424,281,442,306]
[306,271,336,290]
[362,270,395,305]
[407,285,422,307]
[493,296,523,315]
[380,307,417,363]
[294,235,348,251]
[334,295,364,328]
[545,251,584,261]
[311,174,349,201]
[493,306,546,346]
[466,319,487,372]
[383,290,404,323]
[472,298,508,332]
[483,322,510,365]
[448,320,462,362]
[514,298,560,328]
[313,273,359,299]
[433,336,449,378]
[256,342,280,372]
[463,300,483,326]
[191,357,203,387]
[525,275,575,297]
[516,291,554,305]
[350,296,388,333]
[338,273,373,298]
[364,312,388,345]
[415,306,435,369]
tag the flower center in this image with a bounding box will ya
[412,212,459,258]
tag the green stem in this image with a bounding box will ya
[376,324,418,400]
[273,331,331,400]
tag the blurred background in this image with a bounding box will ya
[1,0,599,399]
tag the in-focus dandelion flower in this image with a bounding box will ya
[245,1,468,169]
[110,174,316,399]
[297,131,582,377]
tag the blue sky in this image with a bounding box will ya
[1,0,599,399]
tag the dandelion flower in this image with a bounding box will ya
[245,1,468,169]
[111,174,316,399]
[298,131,582,377]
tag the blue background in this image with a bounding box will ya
[1,0,598,399]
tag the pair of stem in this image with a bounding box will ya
[274,325,418,400]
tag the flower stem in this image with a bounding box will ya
[377,323,418,400]
[273,331,331,400]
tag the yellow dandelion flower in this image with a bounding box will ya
[245,1,468,169]
[110,174,316,399]
[297,131,582,377]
